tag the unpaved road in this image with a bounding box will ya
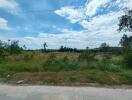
[0,84,132,100]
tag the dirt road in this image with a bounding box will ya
[0,84,132,100]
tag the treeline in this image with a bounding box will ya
[0,33,132,55]
[59,46,78,52]
[0,40,23,56]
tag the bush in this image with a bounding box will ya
[123,52,132,69]
[78,52,95,62]
[68,76,77,82]
[84,56,121,72]
[97,62,121,72]
[121,71,132,83]
[42,55,81,72]
[42,54,63,71]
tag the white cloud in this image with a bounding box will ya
[54,0,126,26]
[80,11,123,31]
[0,0,20,14]
[54,6,85,23]
[116,0,132,9]
[126,0,132,9]
[0,17,9,30]
[85,0,109,16]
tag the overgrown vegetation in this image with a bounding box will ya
[0,51,131,85]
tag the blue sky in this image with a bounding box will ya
[0,0,132,49]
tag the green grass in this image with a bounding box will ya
[0,52,125,73]
[0,52,132,85]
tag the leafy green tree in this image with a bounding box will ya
[100,42,109,52]
[10,40,23,54]
[119,34,132,51]
[118,10,132,32]
[0,40,23,55]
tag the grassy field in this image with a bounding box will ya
[0,52,132,85]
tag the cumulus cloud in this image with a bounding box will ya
[80,11,123,31]
[54,6,85,23]
[124,0,132,9]
[0,0,20,14]
[85,0,109,16]
[0,17,9,30]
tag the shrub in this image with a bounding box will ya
[85,55,120,72]
[42,55,81,72]
[42,54,63,71]
[98,62,121,72]
[121,71,132,83]
[42,60,62,72]
[123,52,132,69]
[68,76,77,82]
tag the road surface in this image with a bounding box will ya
[0,84,132,100]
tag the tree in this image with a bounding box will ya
[100,42,109,52]
[100,42,109,48]
[86,46,89,50]
[119,34,132,51]
[10,40,23,54]
[59,45,78,52]
[59,46,64,52]
[0,40,3,56]
[118,10,132,32]
[43,42,47,52]
[23,45,27,50]
[0,40,23,56]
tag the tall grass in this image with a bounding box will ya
[42,54,81,72]
[0,52,126,73]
